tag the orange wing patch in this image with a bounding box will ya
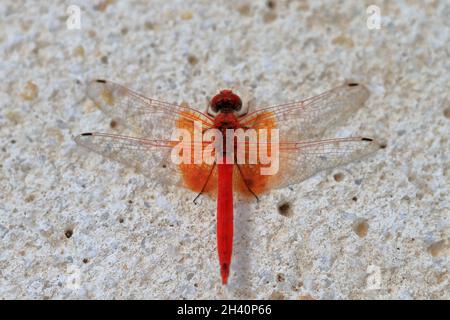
[175,110,283,198]
[234,111,282,197]
[176,111,217,196]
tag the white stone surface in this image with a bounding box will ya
[0,1,449,299]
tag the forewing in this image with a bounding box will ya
[74,133,182,186]
[240,83,370,140]
[86,80,214,139]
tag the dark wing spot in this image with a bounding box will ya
[348,83,359,87]
[81,132,93,136]
[96,79,107,83]
[361,137,373,141]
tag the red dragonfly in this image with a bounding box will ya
[75,80,381,284]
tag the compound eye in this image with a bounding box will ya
[210,103,219,113]
[234,101,242,112]
[210,90,243,113]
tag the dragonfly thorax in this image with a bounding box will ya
[213,112,241,131]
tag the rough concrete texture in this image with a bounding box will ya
[0,1,449,299]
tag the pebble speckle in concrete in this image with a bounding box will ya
[0,1,448,299]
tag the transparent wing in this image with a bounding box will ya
[274,137,381,189]
[239,83,370,140]
[74,132,219,192]
[236,137,382,194]
[86,79,214,139]
[74,132,183,186]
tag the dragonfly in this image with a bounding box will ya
[75,79,382,284]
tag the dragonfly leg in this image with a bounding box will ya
[193,161,217,204]
[236,163,259,202]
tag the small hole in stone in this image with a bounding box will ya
[237,4,251,16]
[269,291,285,300]
[110,120,118,129]
[266,0,276,9]
[333,173,344,182]
[401,195,410,201]
[11,139,16,144]
[25,194,35,203]
[352,219,369,238]
[82,258,89,264]
[443,107,450,119]
[65,229,73,238]
[276,273,285,282]
[101,56,108,64]
[119,218,124,223]
[187,54,198,65]
[263,12,277,23]
[128,200,133,204]
[352,196,358,202]
[380,143,387,149]
[277,201,293,217]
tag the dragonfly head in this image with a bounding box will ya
[210,90,242,113]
